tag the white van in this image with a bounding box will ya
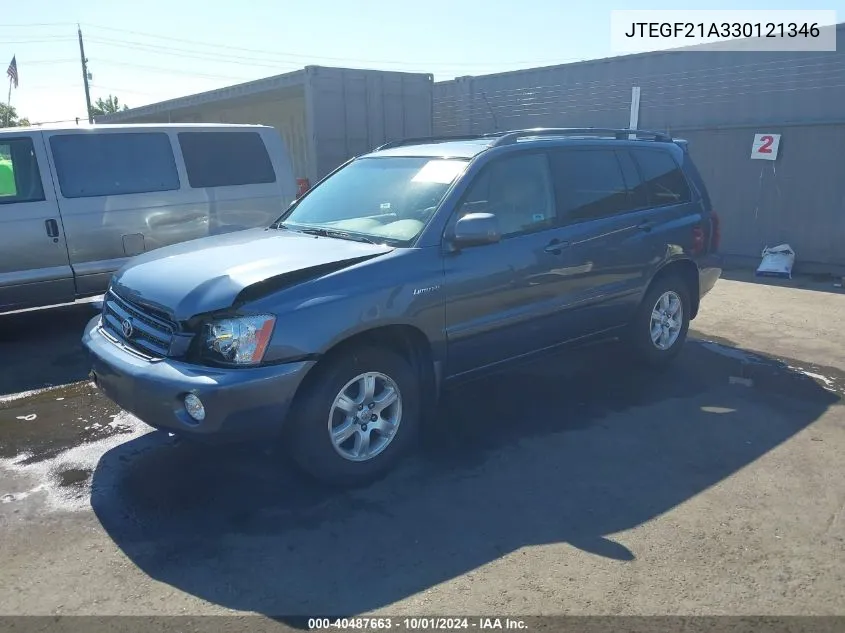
[0,123,296,313]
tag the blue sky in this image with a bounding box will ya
[2,0,840,124]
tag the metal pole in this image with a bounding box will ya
[78,25,93,124]
[4,77,10,127]
[628,86,641,139]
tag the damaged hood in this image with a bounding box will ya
[111,227,393,321]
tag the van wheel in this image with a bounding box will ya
[628,275,691,367]
[287,346,421,487]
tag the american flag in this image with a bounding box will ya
[7,56,18,88]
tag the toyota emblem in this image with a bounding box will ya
[121,318,134,338]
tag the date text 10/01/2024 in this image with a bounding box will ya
[624,22,821,39]
[307,617,529,630]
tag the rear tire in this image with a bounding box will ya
[287,345,422,487]
[627,275,691,367]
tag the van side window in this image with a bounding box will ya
[549,149,632,222]
[457,153,556,238]
[630,149,691,206]
[50,133,180,199]
[178,132,276,188]
[0,138,46,204]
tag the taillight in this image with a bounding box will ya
[710,211,721,252]
[296,178,311,199]
[692,226,705,254]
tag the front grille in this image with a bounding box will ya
[101,288,177,359]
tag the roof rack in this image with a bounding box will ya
[374,135,488,151]
[488,127,673,146]
[372,128,672,153]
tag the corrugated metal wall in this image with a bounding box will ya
[96,66,433,183]
[677,123,845,270]
[306,67,433,181]
[186,91,311,182]
[433,25,845,271]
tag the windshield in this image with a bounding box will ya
[279,156,469,245]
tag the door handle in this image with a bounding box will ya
[45,219,59,241]
[637,220,656,232]
[544,238,569,255]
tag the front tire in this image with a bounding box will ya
[628,275,691,367]
[287,346,422,487]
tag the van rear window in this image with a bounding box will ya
[177,131,276,188]
[50,132,180,199]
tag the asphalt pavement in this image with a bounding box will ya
[1,275,844,620]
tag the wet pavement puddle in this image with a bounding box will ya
[1,381,126,461]
[0,381,150,512]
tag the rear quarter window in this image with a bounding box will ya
[679,153,711,208]
[178,131,276,188]
[615,149,649,210]
[50,132,180,199]
[630,148,691,206]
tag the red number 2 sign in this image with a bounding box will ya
[751,133,781,160]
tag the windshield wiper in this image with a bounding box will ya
[295,226,380,244]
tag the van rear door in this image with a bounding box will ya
[0,131,74,311]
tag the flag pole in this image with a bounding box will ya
[4,76,10,127]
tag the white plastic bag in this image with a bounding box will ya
[756,244,795,279]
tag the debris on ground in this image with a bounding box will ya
[756,244,795,279]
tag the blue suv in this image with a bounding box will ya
[83,128,722,486]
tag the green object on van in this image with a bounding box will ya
[0,159,15,197]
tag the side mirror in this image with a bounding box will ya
[451,212,501,248]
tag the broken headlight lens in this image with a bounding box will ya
[202,315,276,365]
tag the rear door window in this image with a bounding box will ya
[178,131,276,188]
[50,132,180,199]
[549,148,633,222]
[0,137,45,204]
[630,148,691,206]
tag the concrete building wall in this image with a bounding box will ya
[432,24,845,271]
[434,26,845,134]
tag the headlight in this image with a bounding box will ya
[202,314,276,365]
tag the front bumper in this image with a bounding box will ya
[82,316,315,442]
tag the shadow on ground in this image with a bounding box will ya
[720,268,845,296]
[0,303,98,396]
[90,339,840,622]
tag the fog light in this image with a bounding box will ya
[184,393,206,422]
